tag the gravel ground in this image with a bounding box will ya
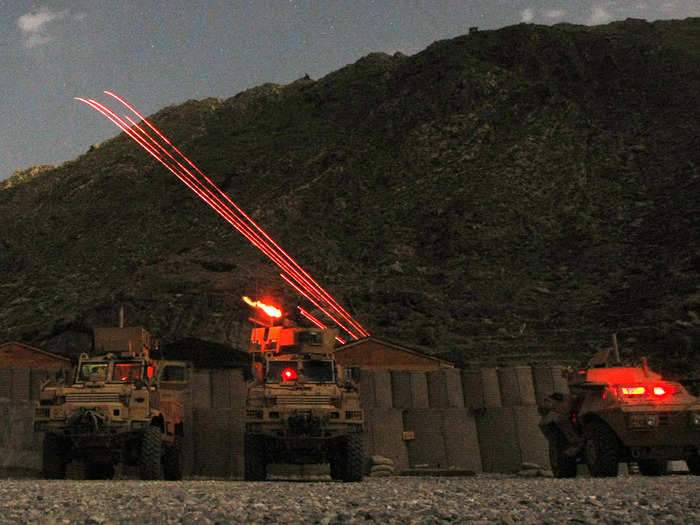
[0,475,697,525]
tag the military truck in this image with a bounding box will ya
[33,326,189,480]
[244,322,364,481]
[538,348,700,478]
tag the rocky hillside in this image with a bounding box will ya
[2,18,699,377]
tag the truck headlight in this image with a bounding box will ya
[628,414,659,428]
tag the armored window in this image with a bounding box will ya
[113,362,143,382]
[297,330,323,345]
[267,361,298,383]
[78,363,108,382]
[300,360,334,383]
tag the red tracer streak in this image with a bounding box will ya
[76,92,369,339]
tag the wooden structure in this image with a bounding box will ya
[0,342,73,371]
[333,337,453,371]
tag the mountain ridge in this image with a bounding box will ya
[2,18,699,377]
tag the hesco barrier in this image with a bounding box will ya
[0,364,568,477]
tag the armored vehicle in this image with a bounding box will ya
[244,322,364,481]
[33,326,189,480]
[539,348,700,478]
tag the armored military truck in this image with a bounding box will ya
[33,326,189,480]
[244,322,364,481]
[539,348,700,478]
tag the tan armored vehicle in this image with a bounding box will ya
[33,326,189,480]
[244,322,364,481]
[539,348,700,477]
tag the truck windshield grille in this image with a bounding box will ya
[65,393,120,404]
[275,395,334,405]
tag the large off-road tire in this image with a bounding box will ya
[139,425,163,480]
[162,437,183,481]
[583,420,620,477]
[637,459,667,476]
[86,462,115,480]
[686,456,700,475]
[548,432,577,478]
[341,434,364,482]
[328,440,344,480]
[244,434,267,481]
[42,432,68,479]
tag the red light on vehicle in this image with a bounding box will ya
[652,386,667,396]
[147,366,154,379]
[620,386,646,396]
[281,368,297,381]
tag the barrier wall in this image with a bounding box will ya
[0,364,564,477]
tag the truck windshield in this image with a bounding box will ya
[267,361,298,383]
[78,363,108,382]
[113,362,143,382]
[301,360,334,383]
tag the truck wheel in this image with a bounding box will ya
[637,459,667,476]
[244,434,267,481]
[42,433,67,479]
[549,432,577,478]
[162,437,183,481]
[583,420,620,477]
[139,426,163,480]
[686,456,700,476]
[329,440,344,480]
[342,434,364,482]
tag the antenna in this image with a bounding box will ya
[612,333,621,364]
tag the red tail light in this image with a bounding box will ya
[618,383,678,399]
[281,368,298,381]
[620,386,646,396]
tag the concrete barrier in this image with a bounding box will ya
[391,371,412,408]
[409,371,430,408]
[461,370,484,409]
[359,370,393,409]
[552,366,570,395]
[191,408,245,478]
[498,367,536,407]
[532,366,555,406]
[403,409,447,468]
[191,370,212,409]
[481,368,502,408]
[364,408,409,474]
[475,405,550,473]
[210,369,246,409]
[427,369,464,408]
[0,400,42,475]
[474,407,521,473]
[533,366,570,406]
[514,406,549,469]
[441,409,482,472]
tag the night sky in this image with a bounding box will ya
[2,1,699,181]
